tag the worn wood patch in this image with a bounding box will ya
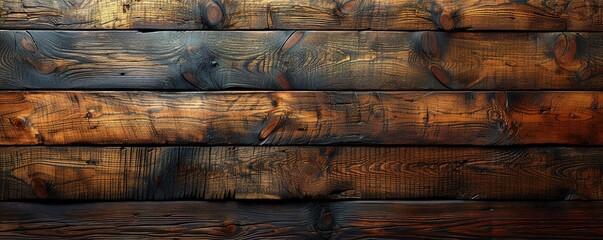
[1,146,602,200]
[1,91,601,146]
[1,31,603,90]
[1,0,601,31]
[1,201,602,239]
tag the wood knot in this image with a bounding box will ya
[578,66,591,81]
[281,31,304,52]
[26,57,57,75]
[31,178,50,199]
[259,115,284,141]
[187,45,200,54]
[205,0,224,27]
[316,208,335,231]
[302,163,321,179]
[10,117,30,130]
[554,33,577,65]
[339,0,360,14]
[182,71,205,90]
[20,37,37,53]
[276,71,292,90]
[223,221,240,235]
[487,109,502,122]
[439,9,455,31]
[429,64,451,88]
[322,211,333,226]
[122,4,131,13]
[36,60,57,75]
[421,32,441,60]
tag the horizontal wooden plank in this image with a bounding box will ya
[2,146,602,200]
[2,31,603,90]
[0,91,601,145]
[1,201,602,239]
[1,0,602,31]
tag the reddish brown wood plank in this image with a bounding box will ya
[2,31,603,90]
[0,91,601,146]
[1,0,602,31]
[0,201,602,239]
[1,146,602,200]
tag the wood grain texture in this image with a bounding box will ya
[1,146,602,200]
[1,91,602,146]
[2,31,603,90]
[1,201,602,239]
[1,0,602,30]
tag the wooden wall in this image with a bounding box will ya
[1,0,603,238]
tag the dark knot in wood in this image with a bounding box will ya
[578,66,591,81]
[20,37,37,53]
[26,58,57,75]
[182,71,204,89]
[31,178,50,199]
[276,72,292,90]
[554,33,577,65]
[340,0,360,14]
[281,31,304,52]
[259,115,284,141]
[429,64,451,88]
[10,117,30,130]
[421,32,441,60]
[223,221,240,235]
[205,0,224,27]
[439,9,455,31]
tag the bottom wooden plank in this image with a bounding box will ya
[0,201,601,239]
[1,146,603,200]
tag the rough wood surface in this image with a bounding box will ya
[1,201,602,239]
[2,31,603,90]
[1,91,602,146]
[1,146,602,200]
[1,0,602,31]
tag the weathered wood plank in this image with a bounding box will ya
[1,0,602,31]
[1,146,602,200]
[2,31,603,90]
[0,91,601,146]
[1,201,602,239]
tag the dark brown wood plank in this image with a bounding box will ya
[2,31,603,90]
[1,0,602,31]
[1,201,602,239]
[2,146,602,200]
[1,91,601,146]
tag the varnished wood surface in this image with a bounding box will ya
[1,201,602,239]
[1,0,602,31]
[2,146,602,200]
[0,91,601,146]
[2,31,603,90]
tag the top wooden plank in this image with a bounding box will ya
[1,0,602,31]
